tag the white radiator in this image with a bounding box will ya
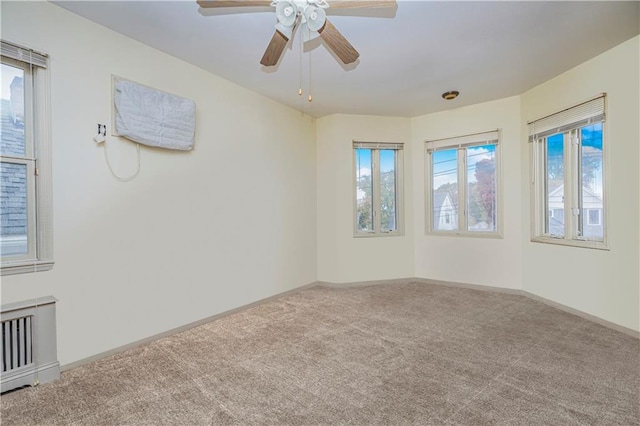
[1,296,59,393]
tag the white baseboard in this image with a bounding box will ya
[320,276,639,338]
[522,290,639,338]
[411,277,523,295]
[61,281,318,372]
[62,276,637,372]
[317,277,415,288]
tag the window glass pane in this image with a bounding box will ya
[545,134,564,236]
[1,64,25,157]
[432,149,458,231]
[1,162,28,256]
[466,144,497,232]
[355,148,373,232]
[580,123,603,240]
[379,150,397,232]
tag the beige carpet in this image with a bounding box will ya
[1,281,638,425]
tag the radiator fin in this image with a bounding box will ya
[2,316,34,372]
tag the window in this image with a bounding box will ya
[553,209,564,221]
[587,209,601,226]
[1,41,53,275]
[529,95,606,249]
[426,130,500,236]
[353,142,403,236]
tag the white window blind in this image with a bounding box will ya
[528,94,605,141]
[425,130,499,152]
[353,141,403,150]
[1,41,48,68]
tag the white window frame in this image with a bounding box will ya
[425,130,502,238]
[1,40,53,275]
[353,141,404,237]
[529,94,607,250]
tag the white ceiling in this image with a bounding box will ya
[54,1,639,118]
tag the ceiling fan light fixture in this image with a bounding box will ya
[304,6,326,32]
[276,1,298,26]
[442,90,460,100]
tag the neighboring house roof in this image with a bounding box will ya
[1,98,25,156]
[433,191,456,221]
[433,192,449,211]
[548,183,603,209]
[1,98,28,237]
[548,181,563,195]
[549,183,602,201]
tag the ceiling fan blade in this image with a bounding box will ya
[326,0,396,9]
[260,30,290,66]
[318,19,359,64]
[197,0,273,8]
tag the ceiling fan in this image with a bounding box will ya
[197,0,397,66]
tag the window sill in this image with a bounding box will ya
[354,232,405,238]
[426,231,503,239]
[531,236,609,251]
[1,260,54,276]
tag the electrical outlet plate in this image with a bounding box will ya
[94,123,106,143]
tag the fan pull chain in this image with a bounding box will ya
[299,25,303,97]
[308,41,313,103]
[298,25,305,113]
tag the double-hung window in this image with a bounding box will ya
[353,141,404,236]
[529,94,606,249]
[1,41,53,275]
[426,130,500,236]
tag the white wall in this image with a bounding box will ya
[316,114,413,283]
[1,2,317,366]
[2,4,637,372]
[411,97,523,289]
[521,36,640,331]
